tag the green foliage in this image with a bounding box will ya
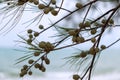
[0,0,120,80]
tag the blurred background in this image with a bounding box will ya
[0,0,120,80]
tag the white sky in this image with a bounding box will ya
[0,1,120,49]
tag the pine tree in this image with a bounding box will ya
[0,0,120,80]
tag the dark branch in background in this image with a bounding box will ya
[39,0,97,35]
